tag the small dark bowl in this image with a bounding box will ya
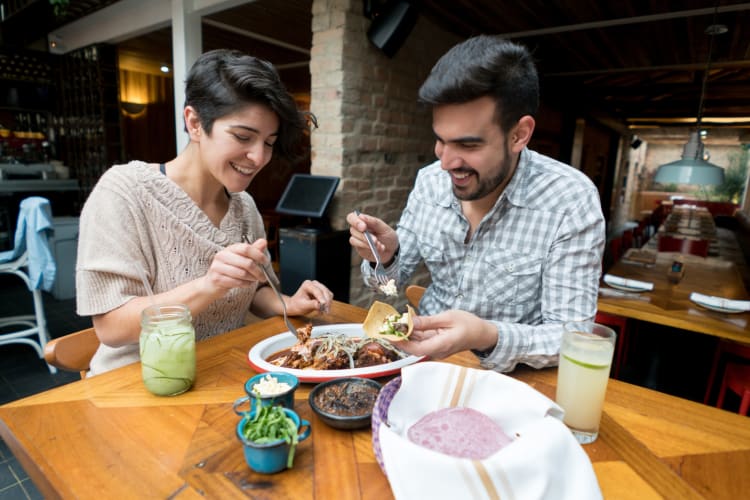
[309,377,382,430]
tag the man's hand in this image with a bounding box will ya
[346,211,399,264]
[393,310,498,359]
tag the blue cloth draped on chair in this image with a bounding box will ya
[0,196,57,373]
[0,196,57,290]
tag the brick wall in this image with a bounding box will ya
[310,0,458,307]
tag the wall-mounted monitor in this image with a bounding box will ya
[275,174,340,219]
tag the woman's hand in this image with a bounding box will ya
[393,310,498,359]
[201,238,270,298]
[286,279,334,316]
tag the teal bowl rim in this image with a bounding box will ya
[244,372,300,398]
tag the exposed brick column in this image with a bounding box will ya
[310,0,458,307]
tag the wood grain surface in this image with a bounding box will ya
[2,301,749,499]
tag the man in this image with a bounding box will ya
[347,35,605,372]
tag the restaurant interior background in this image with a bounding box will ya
[0,1,749,375]
[1,4,750,498]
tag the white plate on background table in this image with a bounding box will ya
[689,293,750,314]
[603,274,654,293]
[247,323,424,383]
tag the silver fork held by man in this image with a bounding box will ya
[354,209,390,286]
[242,235,299,339]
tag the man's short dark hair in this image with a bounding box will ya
[418,35,539,133]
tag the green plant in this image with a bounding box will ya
[709,146,749,203]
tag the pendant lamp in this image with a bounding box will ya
[653,21,727,186]
[653,131,724,185]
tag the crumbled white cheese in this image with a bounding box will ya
[252,374,292,396]
[379,278,398,296]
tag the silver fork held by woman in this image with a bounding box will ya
[354,209,390,286]
[242,234,299,339]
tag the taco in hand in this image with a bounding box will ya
[363,301,415,341]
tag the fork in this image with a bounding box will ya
[354,210,390,286]
[242,235,299,340]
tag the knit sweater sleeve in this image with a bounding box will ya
[76,165,154,316]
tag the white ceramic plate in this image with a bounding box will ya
[247,323,424,383]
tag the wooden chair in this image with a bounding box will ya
[704,340,750,415]
[43,327,100,379]
[405,285,425,308]
[657,235,709,257]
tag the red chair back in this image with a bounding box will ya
[704,340,750,412]
[604,236,623,270]
[657,235,709,257]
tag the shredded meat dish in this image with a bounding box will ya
[267,324,406,370]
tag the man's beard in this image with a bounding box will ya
[452,148,513,201]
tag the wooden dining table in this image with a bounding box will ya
[1,301,749,499]
[643,205,721,256]
[598,250,749,343]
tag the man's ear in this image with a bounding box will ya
[184,106,202,142]
[509,115,535,153]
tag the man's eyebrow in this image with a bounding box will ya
[434,132,484,144]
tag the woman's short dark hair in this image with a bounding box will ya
[418,36,539,134]
[184,49,308,160]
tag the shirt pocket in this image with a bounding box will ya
[482,253,543,305]
[419,238,452,284]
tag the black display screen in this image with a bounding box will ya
[275,174,340,218]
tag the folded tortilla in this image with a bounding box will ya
[363,301,415,341]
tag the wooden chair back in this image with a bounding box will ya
[405,285,426,308]
[43,327,100,379]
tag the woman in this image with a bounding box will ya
[76,49,333,376]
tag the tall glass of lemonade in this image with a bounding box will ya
[555,320,616,444]
[139,304,196,396]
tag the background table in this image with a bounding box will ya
[599,251,749,343]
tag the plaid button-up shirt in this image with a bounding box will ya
[361,148,605,372]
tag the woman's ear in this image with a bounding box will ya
[509,115,535,153]
[184,106,202,142]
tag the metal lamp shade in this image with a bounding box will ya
[653,131,725,186]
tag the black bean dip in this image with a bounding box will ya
[314,380,379,417]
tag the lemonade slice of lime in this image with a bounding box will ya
[562,354,609,370]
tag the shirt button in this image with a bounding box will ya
[506,263,515,272]
[456,293,463,299]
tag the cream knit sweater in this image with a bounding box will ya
[77,161,265,375]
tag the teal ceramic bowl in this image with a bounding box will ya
[233,372,299,416]
[236,407,311,474]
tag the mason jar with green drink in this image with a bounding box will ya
[139,304,196,396]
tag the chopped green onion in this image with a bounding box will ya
[241,400,300,468]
